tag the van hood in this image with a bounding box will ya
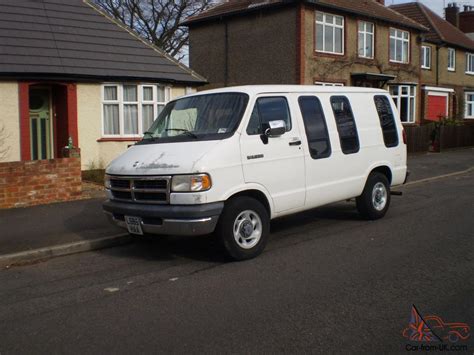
[106,140,222,176]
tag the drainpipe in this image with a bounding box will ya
[436,46,440,86]
[224,21,229,87]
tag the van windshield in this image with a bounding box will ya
[139,93,249,144]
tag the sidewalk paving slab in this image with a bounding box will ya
[0,148,472,265]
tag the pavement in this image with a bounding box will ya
[0,147,472,266]
[0,163,472,353]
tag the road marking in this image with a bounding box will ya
[104,287,120,293]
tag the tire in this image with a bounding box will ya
[356,172,391,220]
[216,196,270,261]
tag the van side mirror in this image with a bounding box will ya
[264,120,286,137]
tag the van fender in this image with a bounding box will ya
[364,161,394,186]
[220,183,275,217]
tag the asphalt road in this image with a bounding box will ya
[0,172,473,354]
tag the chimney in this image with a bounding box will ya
[375,0,385,5]
[445,2,460,28]
[459,5,474,37]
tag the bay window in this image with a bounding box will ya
[465,92,474,119]
[102,84,171,137]
[389,85,416,123]
[316,11,344,55]
[390,28,410,64]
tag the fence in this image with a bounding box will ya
[405,125,474,153]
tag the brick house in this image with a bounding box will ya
[391,2,474,124]
[0,0,206,170]
[183,0,428,125]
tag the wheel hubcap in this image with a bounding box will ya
[372,182,387,211]
[233,210,262,249]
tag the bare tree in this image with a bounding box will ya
[91,0,217,61]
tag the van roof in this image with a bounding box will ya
[191,85,389,97]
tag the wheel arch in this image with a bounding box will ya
[224,188,273,217]
[369,165,393,185]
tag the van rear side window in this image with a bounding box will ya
[298,96,331,159]
[374,95,399,148]
[330,96,360,154]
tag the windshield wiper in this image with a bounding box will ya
[165,128,198,139]
[142,131,159,141]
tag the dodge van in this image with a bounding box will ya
[103,86,408,260]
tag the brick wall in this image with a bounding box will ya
[0,158,82,209]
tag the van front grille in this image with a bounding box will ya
[108,176,171,204]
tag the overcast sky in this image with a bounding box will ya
[390,0,474,16]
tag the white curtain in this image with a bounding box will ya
[104,104,119,135]
[104,86,117,101]
[123,85,137,102]
[143,87,153,101]
[124,104,138,134]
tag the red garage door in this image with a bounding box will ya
[426,94,448,121]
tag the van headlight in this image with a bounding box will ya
[104,175,111,189]
[171,174,212,192]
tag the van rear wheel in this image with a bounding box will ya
[216,196,270,261]
[356,172,391,220]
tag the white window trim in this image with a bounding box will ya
[390,84,417,124]
[421,46,431,69]
[465,53,474,75]
[465,92,474,119]
[358,21,374,59]
[101,83,171,138]
[448,48,456,72]
[315,11,345,55]
[389,28,410,64]
[314,81,344,87]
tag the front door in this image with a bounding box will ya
[240,95,305,214]
[29,88,53,160]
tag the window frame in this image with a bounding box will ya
[330,96,360,155]
[101,83,171,138]
[389,28,410,64]
[421,45,432,70]
[298,95,332,160]
[315,11,345,55]
[389,85,417,124]
[465,53,474,75]
[464,92,474,119]
[448,48,456,72]
[358,21,375,59]
[246,96,292,136]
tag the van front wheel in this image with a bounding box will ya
[216,196,270,261]
[356,172,391,220]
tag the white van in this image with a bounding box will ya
[103,86,408,260]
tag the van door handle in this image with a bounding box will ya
[289,140,302,146]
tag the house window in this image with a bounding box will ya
[466,53,474,74]
[448,48,456,71]
[389,85,416,123]
[421,46,431,69]
[315,11,344,55]
[465,92,474,119]
[102,84,171,137]
[314,81,344,87]
[390,28,410,64]
[358,21,374,59]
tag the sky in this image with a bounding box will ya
[390,0,474,16]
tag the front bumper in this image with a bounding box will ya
[103,200,224,236]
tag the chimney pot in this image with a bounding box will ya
[446,2,460,28]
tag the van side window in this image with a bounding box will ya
[374,95,399,148]
[247,97,291,135]
[298,96,331,159]
[330,96,360,154]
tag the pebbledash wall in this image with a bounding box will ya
[0,82,21,163]
[77,83,188,170]
[0,158,82,209]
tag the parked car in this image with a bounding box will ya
[103,85,408,260]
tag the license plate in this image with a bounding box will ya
[125,216,144,235]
